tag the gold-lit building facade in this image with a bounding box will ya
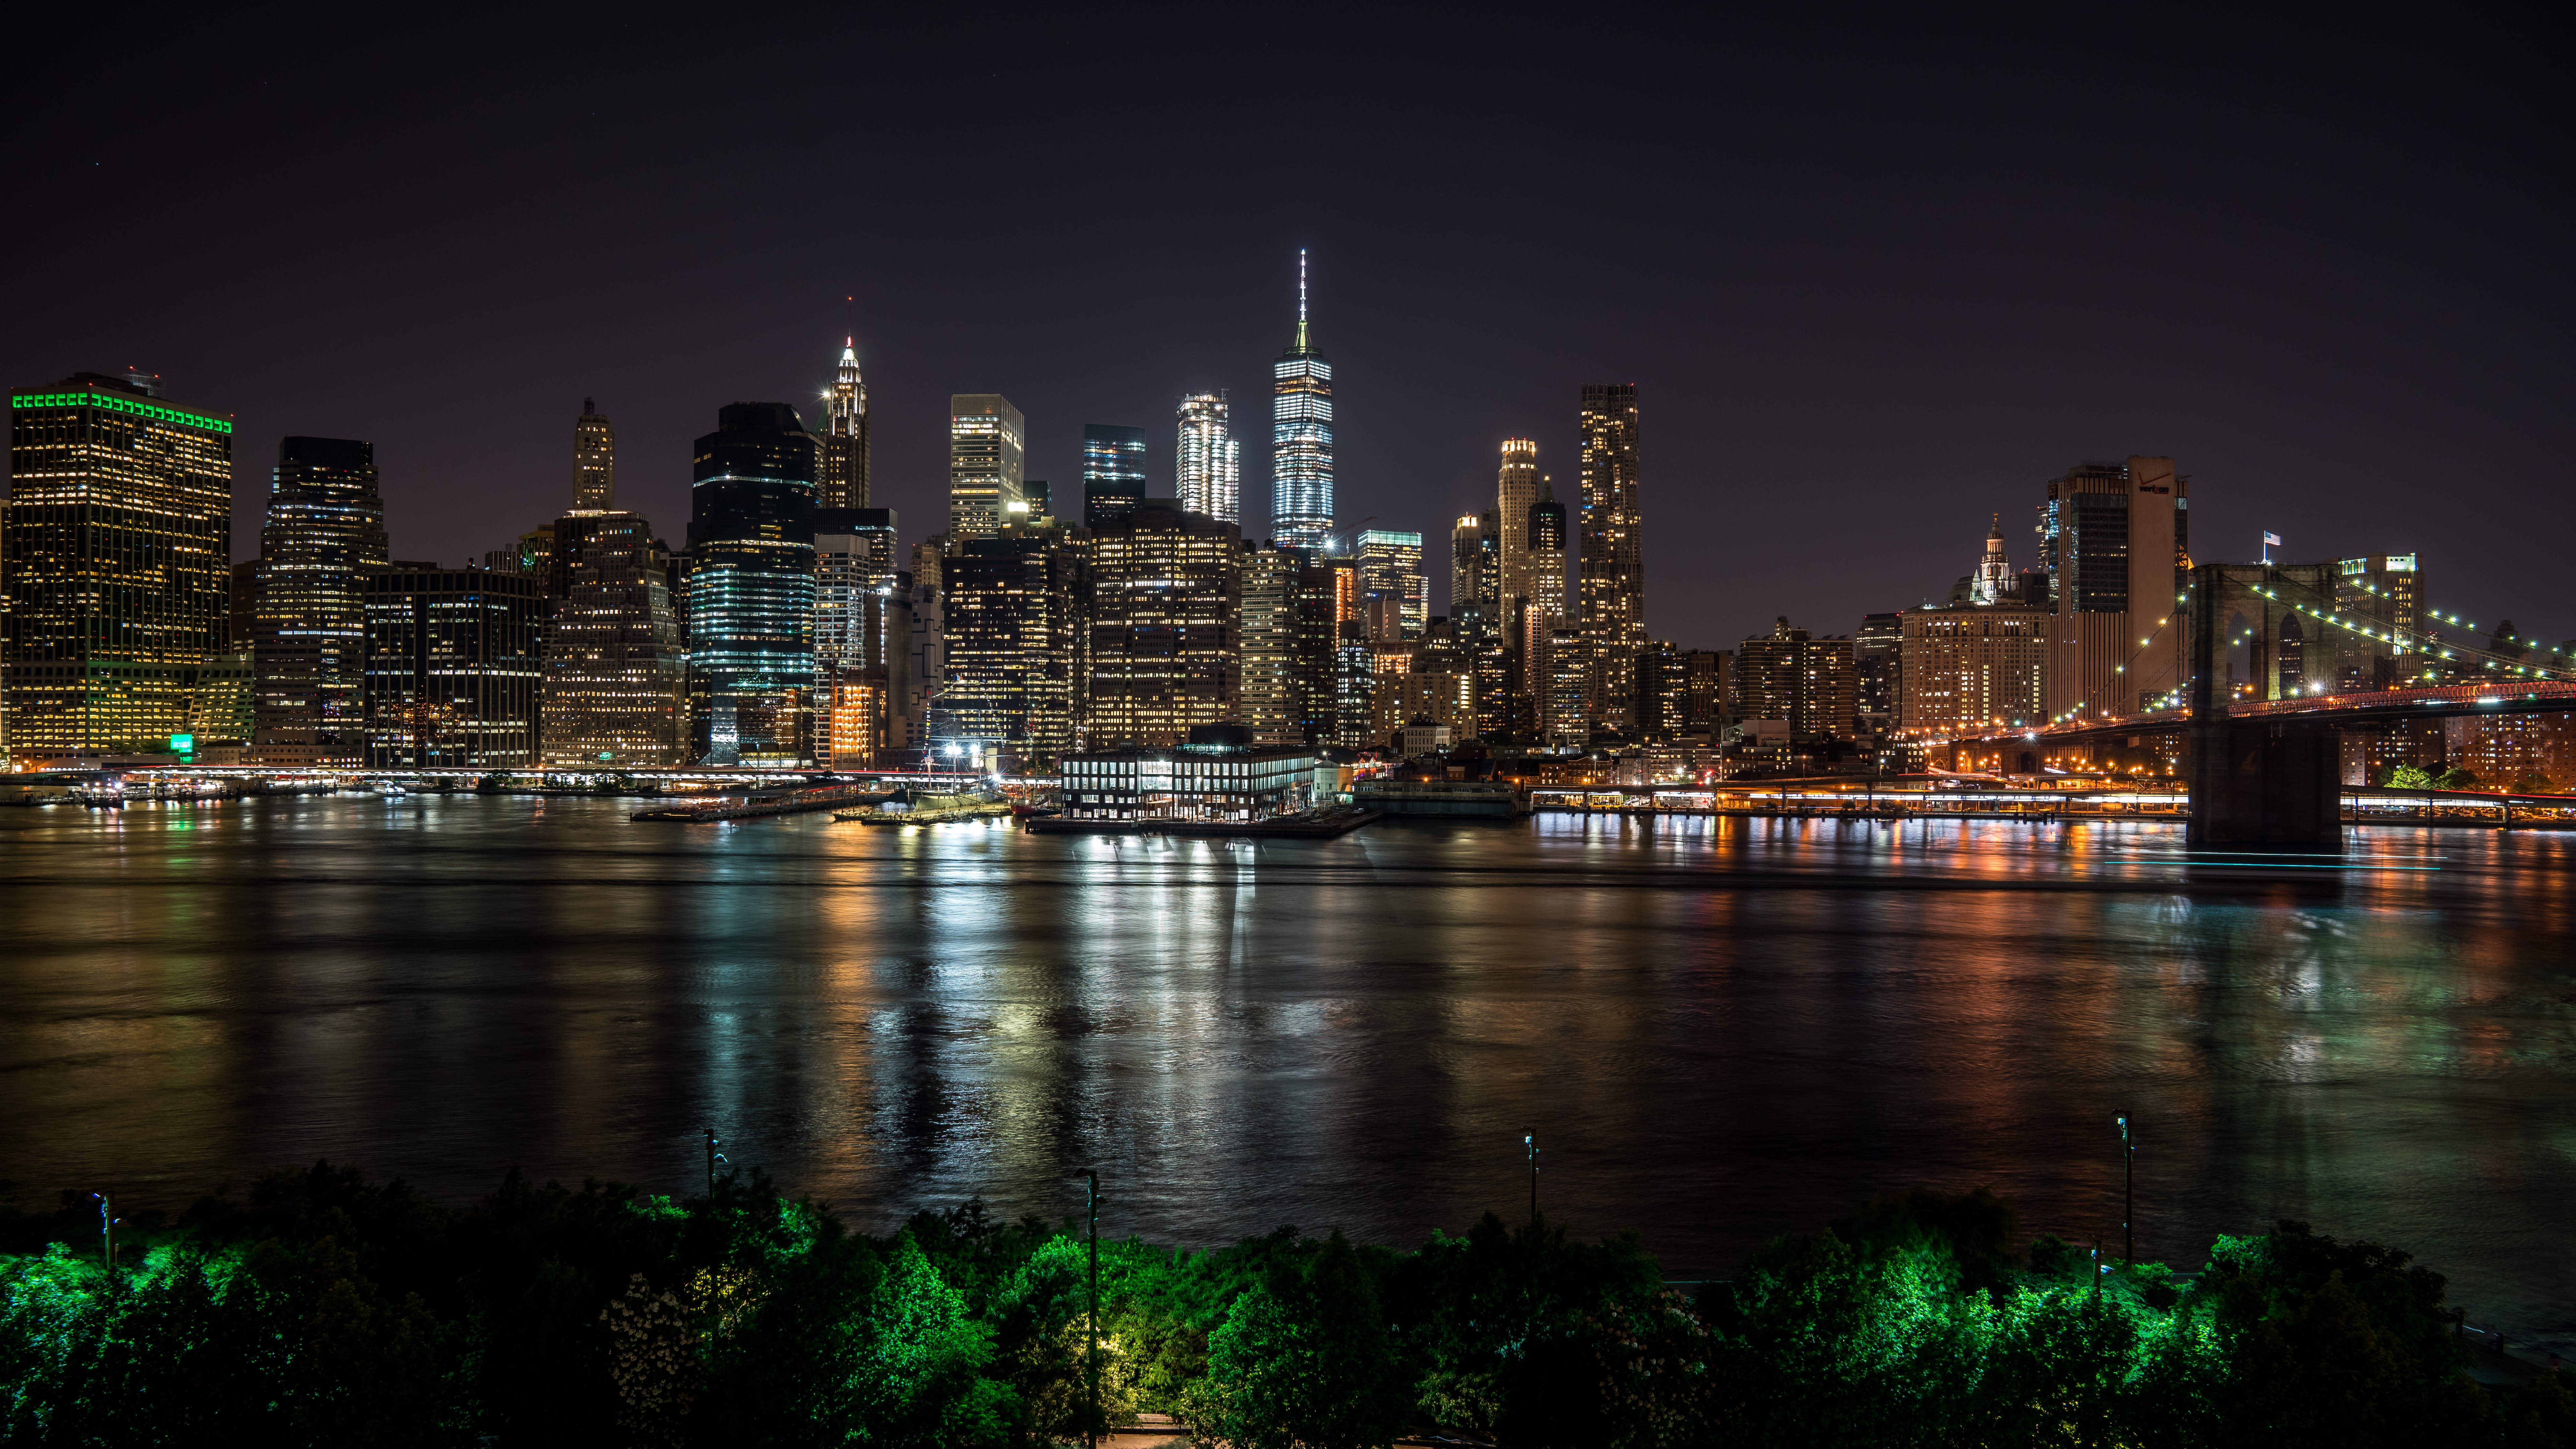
[1083,504,1240,748]
[540,512,685,766]
[5,374,236,761]
[1899,602,2048,739]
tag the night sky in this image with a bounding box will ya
[8,11,2566,648]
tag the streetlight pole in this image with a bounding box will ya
[2117,1111,2134,1264]
[1524,1131,1539,1225]
[1084,1170,1103,1449]
[705,1128,728,1199]
[92,1192,117,1281]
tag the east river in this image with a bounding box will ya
[1,796,2569,1355]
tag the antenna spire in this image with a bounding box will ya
[1291,249,1313,353]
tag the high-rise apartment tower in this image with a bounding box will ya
[1270,251,1334,551]
[1495,439,1539,635]
[1175,393,1241,523]
[1577,384,1646,733]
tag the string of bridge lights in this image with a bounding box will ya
[2042,576,2570,731]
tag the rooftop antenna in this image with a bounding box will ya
[1299,248,1308,326]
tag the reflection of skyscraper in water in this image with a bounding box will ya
[1270,250,1334,551]
[1174,394,1240,523]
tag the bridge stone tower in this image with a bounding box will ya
[2185,563,2343,852]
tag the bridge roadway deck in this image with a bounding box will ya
[1952,680,2576,749]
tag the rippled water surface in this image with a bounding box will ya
[2,796,2570,1353]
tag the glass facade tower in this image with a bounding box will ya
[4,373,235,761]
[685,402,818,764]
[1270,250,1334,551]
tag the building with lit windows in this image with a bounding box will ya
[1495,439,1540,634]
[5,372,234,761]
[1898,602,2048,740]
[363,566,546,768]
[820,341,871,510]
[941,530,1077,768]
[1856,611,1903,737]
[1578,384,1646,733]
[815,507,901,684]
[254,435,391,766]
[1173,395,1240,523]
[1060,730,1318,822]
[828,674,888,769]
[1081,422,1148,526]
[1354,530,1426,641]
[575,400,616,511]
[1730,618,1859,744]
[1240,543,1303,746]
[1082,503,1241,748]
[2040,456,2187,722]
[685,402,818,765]
[1270,251,1334,551]
[541,512,685,766]
[2333,553,2421,691]
[948,394,1026,540]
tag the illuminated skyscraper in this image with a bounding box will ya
[1524,480,1570,739]
[1240,544,1303,747]
[820,340,871,510]
[575,400,615,511]
[540,511,685,766]
[685,403,818,765]
[1174,393,1240,523]
[1527,479,1567,630]
[254,436,391,765]
[4,373,234,761]
[949,394,1025,540]
[1577,383,1646,733]
[1082,423,1148,526]
[1971,514,2011,604]
[941,530,1077,767]
[1270,251,1334,551]
[1354,530,1426,641]
[1495,438,1539,634]
[364,566,546,768]
[2039,456,2186,722]
[1083,504,1242,747]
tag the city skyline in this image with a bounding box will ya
[9,16,2560,656]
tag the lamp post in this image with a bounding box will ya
[2117,1110,2134,1264]
[705,1128,729,1199]
[1524,1130,1539,1225]
[1083,1170,1104,1449]
[91,1191,119,1281]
